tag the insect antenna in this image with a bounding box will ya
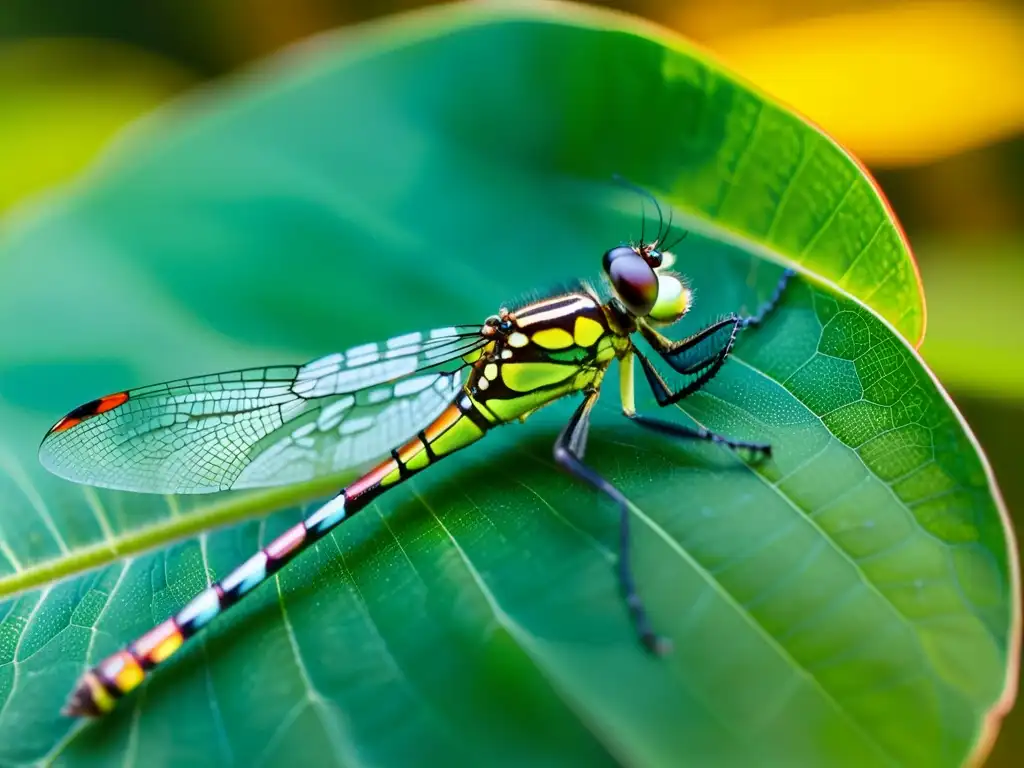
[662,227,690,255]
[640,196,646,247]
[612,174,666,249]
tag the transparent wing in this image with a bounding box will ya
[39,326,486,494]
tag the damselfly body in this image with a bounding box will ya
[40,202,793,718]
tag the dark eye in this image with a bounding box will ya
[602,245,637,273]
[605,253,658,316]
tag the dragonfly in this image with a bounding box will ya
[40,203,794,718]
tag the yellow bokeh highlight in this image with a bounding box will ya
[0,39,192,211]
[704,1,1024,167]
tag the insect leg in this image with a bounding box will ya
[639,316,738,375]
[636,268,795,405]
[739,267,795,329]
[632,327,736,408]
[553,388,671,655]
[622,349,771,457]
[637,316,741,404]
[628,412,771,457]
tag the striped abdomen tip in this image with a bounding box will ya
[63,648,148,718]
[62,672,114,718]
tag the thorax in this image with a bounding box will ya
[465,290,629,424]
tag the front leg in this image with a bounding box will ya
[637,267,795,405]
[553,388,671,655]
[637,317,741,404]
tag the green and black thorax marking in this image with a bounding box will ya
[465,289,628,425]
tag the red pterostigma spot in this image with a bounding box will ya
[49,391,129,433]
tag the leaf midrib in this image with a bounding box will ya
[0,474,353,599]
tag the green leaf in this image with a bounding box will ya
[0,3,1011,767]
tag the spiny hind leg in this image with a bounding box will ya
[553,388,671,655]
[627,412,772,459]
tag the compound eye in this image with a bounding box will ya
[608,254,659,316]
[602,245,637,274]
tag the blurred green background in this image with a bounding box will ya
[1,0,1020,762]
